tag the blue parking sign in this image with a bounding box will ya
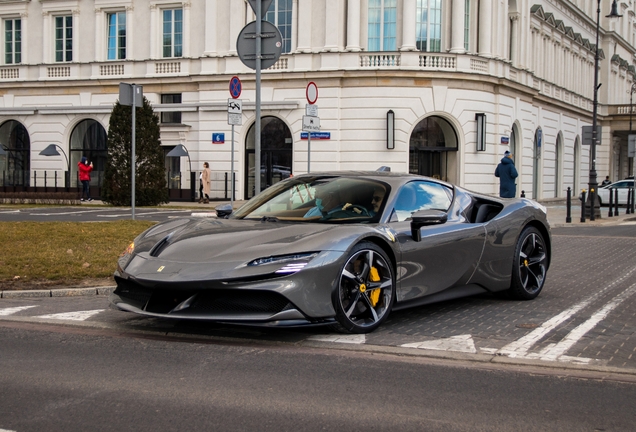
[212,133,225,144]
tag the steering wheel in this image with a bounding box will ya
[343,203,371,217]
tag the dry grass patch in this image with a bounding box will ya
[0,221,155,290]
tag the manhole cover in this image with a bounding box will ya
[516,323,540,329]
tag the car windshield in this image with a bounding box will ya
[232,176,390,223]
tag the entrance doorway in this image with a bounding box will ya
[245,116,293,199]
[409,116,458,181]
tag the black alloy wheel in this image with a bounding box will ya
[508,226,548,300]
[332,242,395,333]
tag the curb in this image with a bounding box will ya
[1,286,115,299]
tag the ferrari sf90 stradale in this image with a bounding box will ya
[111,171,551,333]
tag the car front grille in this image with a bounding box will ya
[114,278,293,317]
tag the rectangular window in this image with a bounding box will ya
[368,0,396,51]
[161,94,182,124]
[107,12,126,60]
[55,15,73,62]
[162,8,182,58]
[265,0,292,54]
[4,18,21,64]
[416,0,442,52]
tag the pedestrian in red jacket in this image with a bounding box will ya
[78,156,93,202]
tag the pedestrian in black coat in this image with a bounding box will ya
[494,151,518,198]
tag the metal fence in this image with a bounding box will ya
[0,170,237,202]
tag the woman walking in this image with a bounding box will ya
[201,162,211,204]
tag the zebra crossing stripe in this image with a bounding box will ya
[0,305,37,316]
[37,310,105,321]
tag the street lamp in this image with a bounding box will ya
[588,0,622,220]
[39,144,70,188]
[166,144,195,202]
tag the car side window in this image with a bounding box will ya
[391,181,453,222]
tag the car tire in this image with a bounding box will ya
[507,226,549,300]
[332,242,395,334]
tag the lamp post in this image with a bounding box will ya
[39,144,70,188]
[588,0,622,220]
[166,144,195,202]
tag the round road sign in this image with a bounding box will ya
[306,82,318,104]
[229,76,242,99]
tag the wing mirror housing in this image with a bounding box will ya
[215,203,233,219]
[410,210,448,242]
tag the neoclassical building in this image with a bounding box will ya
[0,0,635,200]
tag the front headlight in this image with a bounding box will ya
[247,252,318,274]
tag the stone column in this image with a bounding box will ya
[449,0,465,53]
[324,0,339,51]
[401,0,417,51]
[346,0,361,52]
[296,0,312,53]
[478,0,492,57]
[204,0,217,56]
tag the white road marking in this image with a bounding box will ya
[0,210,20,214]
[401,334,477,353]
[191,212,217,217]
[37,309,104,321]
[97,210,191,218]
[620,221,636,225]
[0,428,17,432]
[34,209,105,216]
[536,282,636,361]
[0,305,37,316]
[497,265,636,358]
[308,334,366,344]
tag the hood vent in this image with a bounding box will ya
[149,233,173,257]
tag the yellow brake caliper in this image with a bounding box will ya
[368,267,381,306]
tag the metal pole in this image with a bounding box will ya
[308,133,311,173]
[254,2,262,197]
[588,0,601,221]
[131,84,136,220]
[231,124,235,208]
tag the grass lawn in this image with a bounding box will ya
[0,221,156,290]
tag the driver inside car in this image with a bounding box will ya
[304,190,341,217]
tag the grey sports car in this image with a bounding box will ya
[110,170,551,333]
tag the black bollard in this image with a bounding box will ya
[580,190,586,223]
[614,188,620,216]
[521,190,526,198]
[632,187,635,214]
[566,187,572,223]
[609,187,614,217]
[627,187,632,215]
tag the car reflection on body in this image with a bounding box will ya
[110,170,551,334]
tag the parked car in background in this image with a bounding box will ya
[597,179,635,206]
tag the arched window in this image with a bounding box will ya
[416,0,442,52]
[409,116,458,182]
[70,119,107,187]
[0,120,30,186]
[368,0,397,51]
[266,0,292,53]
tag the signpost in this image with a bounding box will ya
[228,76,242,207]
[236,1,282,197]
[119,82,143,220]
[302,82,320,172]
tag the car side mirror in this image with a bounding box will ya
[410,210,448,242]
[215,203,233,219]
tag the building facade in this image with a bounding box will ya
[0,0,635,200]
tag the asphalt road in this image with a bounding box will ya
[0,206,210,222]
[1,323,635,432]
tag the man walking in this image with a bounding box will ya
[494,150,518,198]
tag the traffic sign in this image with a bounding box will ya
[228,99,242,126]
[306,104,318,117]
[306,82,318,104]
[302,115,321,131]
[229,76,242,99]
[236,21,283,70]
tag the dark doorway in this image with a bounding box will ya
[0,120,30,187]
[409,116,458,181]
[245,116,293,199]
[70,119,108,190]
